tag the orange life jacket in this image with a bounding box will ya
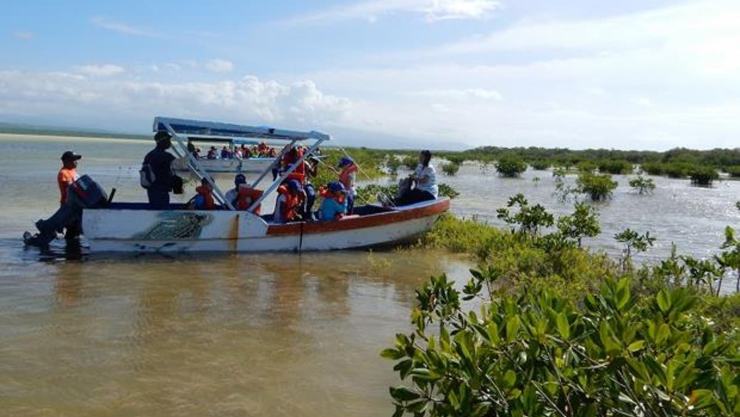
[319,187,345,205]
[282,147,306,182]
[277,185,302,222]
[195,185,215,210]
[236,186,263,214]
[338,164,358,189]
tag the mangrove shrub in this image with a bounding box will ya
[576,172,618,201]
[689,166,719,186]
[495,156,527,177]
[383,273,738,417]
[628,175,656,195]
[441,162,460,176]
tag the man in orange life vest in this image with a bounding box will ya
[57,151,82,238]
[58,151,81,205]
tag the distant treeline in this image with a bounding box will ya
[436,146,740,169]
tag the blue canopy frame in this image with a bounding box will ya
[153,116,330,212]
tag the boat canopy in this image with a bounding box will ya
[183,137,261,146]
[152,116,330,212]
[153,117,330,142]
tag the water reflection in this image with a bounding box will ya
[0,244,470,417]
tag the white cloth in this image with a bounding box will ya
[414,164,438,198]
[225,188,238,205]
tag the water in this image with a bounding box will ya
[0,134,738,416]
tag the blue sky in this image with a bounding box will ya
[1,0,739,150]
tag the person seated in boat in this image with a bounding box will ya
[207,146,218,160]
[236,183,263,214]
[303,155,320,219]
[54,151,82,239]
[338,157,358,214]
[187,139,197,156]
[318,181,347,222]
[220,146,231,159]
[273,179,305,223]
[234,148,243,159]
[225,173,247,205]
[192,178,216,210]
[268,147,277,157]
[241,145,251,158]
[394,150,438,206]
[257,141,269,156]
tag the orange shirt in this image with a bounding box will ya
[57,167,78,204]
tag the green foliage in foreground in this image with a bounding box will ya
[576,172,618,201]
[383,274,739,417]
[389,211,740,417]
[495,156,528,177]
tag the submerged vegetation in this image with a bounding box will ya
[386,198,739,417]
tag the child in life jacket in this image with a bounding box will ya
[193,178,215,210]
[273,179,305,223]
[338,157,358,213]
[318,181,347,222]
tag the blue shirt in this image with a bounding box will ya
[319,197,346,221]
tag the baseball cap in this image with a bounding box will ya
[61,151,82,161]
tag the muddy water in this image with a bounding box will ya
[0,134,738,416]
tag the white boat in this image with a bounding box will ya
[80,117,449,253]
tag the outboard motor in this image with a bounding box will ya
[24,175,108,247]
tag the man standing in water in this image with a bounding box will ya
[142,131,176,209]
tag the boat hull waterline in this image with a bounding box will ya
[82,199,450,253]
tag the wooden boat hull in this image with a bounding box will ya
[82,199,449,253]
[172,157,275,173]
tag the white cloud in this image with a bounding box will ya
[75,64,126,77]
[0,71,351,129]
[91,16,159,37]
[12,31,34,40]
[204,59,234,73]
[281,0,500,25]
[424,0,499,21]
[410,88,503,100]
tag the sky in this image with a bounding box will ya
[1,0,739,150]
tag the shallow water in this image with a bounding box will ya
[0,135,738,415]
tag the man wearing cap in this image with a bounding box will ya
[142,131,177,209]
[58,151,81,205]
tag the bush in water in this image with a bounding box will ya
[598,159,633,174]
[641,161,664,175]
[441,162,460,176]
[629,175,656,195]
[495,156,527,177]
[726,165,740,178]
[576,172,618,201]
[528,160,551,170]
[689,166,719,186]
